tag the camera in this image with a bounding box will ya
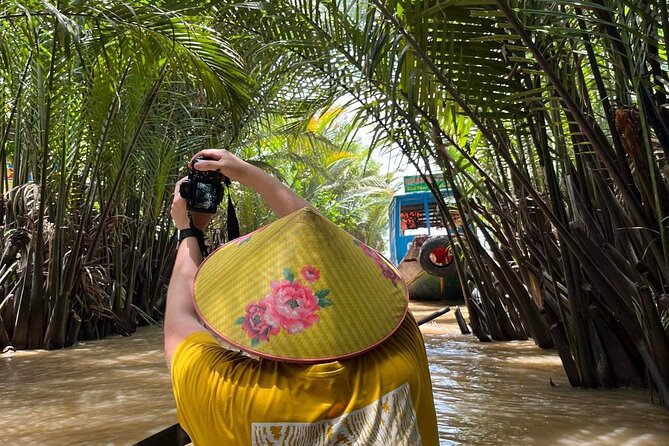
[179,157,224,213]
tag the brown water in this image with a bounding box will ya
[0,331,176,445]
[2,305,669,445]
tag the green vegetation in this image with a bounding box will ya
[1,1,668,407]
[232,109,394,249]
[0,0,252,349]
[0,0,393,352]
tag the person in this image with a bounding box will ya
[165,149,439,445]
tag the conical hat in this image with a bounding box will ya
[193,207,408,363]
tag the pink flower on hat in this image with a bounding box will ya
[236,267,331,345]
[240,302,280,345]
[264,280,321,334]
[300,265,320,283]
[378,261,398,282]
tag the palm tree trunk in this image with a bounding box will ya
[85,66,167,263]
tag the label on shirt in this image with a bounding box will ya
[251,382,422,445]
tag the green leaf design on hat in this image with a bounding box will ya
[315,289,331,307]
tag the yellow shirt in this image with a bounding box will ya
[171,314,439,445]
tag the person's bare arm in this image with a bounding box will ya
[164,238,207,365]
[164,177,211,365]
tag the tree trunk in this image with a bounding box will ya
[550,323,582,387]
[12,267,32,349]
[637,285,669,379]
[0,313,9,348]
[27,246,45,348]
[589,305,644,387]
[66,312,82,347]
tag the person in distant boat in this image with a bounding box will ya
[165,149,439,446]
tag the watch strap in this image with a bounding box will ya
[177,226,208,257]
[177,227,204,242]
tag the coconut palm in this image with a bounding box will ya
[224,107,396,251]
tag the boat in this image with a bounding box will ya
[389,176,463,302]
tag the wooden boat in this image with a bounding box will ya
[134,423,190,446]
[389,178,462,302]
[396,236,461,302]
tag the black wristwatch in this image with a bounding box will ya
[177,227,204,244]
[176,226,208,257]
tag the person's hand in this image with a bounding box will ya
[188,149,250,183]
[188,148,311,218]
[171,177,213,231]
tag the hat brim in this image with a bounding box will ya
[192,208,409,363]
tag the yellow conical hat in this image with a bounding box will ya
[193,207,408,363]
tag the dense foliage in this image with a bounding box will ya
[214,0,669,405]
[0,1,393,351]
[1,0,669,408]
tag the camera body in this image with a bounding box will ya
[179,157,224,213]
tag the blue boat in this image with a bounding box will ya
[389,177,462,302]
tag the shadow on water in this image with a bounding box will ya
[2,307,669,445]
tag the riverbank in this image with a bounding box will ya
[2,303,669,445]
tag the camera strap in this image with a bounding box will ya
[223,177,240,241]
